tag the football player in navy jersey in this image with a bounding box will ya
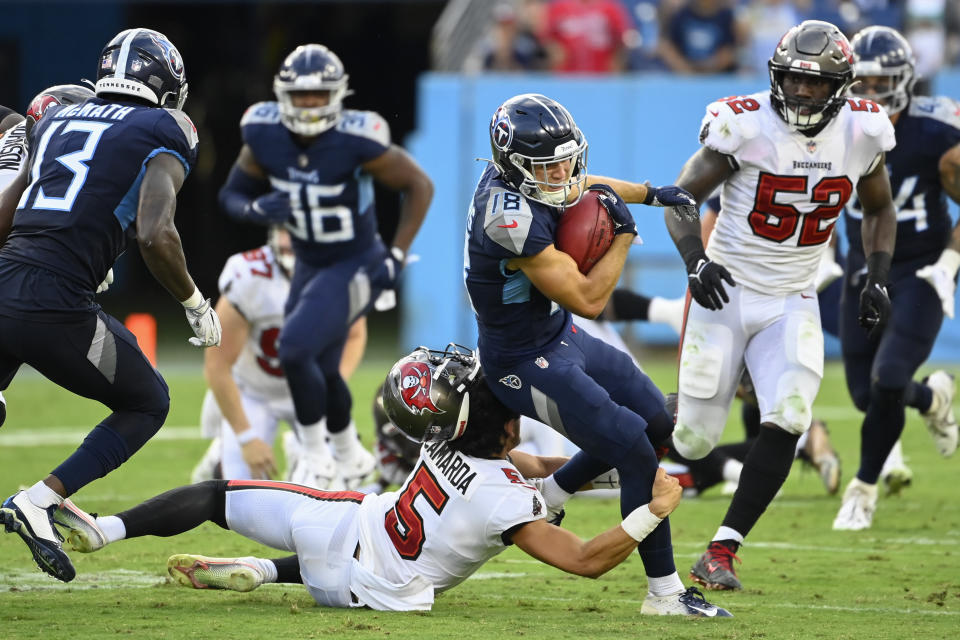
[464,92,726,615]
[218,44,432,490]
[0,28,219,583]
[832,26,960,530]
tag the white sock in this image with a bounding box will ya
[881,439,905,474]
[648,297,685,335]
[96,515,126,544]
[722,459,742,484]
[647,571,685,597]
[794,430,809,457]
[26,481,63,509]
[539,475,573,509]
[242,556,278,583]
[299,419,327,453]
[713,526,744,544]
[329,422,359,458]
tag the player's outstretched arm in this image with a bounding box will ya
[856,155,896,336]
[917,143,960,318]
[204,297,276,478]
[137,152,221,347]
[508,449,569,479]
[362,145,434,256]
[512,468,681,578]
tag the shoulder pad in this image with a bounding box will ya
[240,101,281,127]
[843,99,896,150]
[336,109,390,147]
[698,95,761,154]
[908,95,960,130]
[482,187,535,255]
[163,108,199,150]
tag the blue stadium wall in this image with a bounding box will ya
[404,71,960,361]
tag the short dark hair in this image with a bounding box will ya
[446,375,519,458]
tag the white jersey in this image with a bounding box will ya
[217,245,291,401]
[354,439,545,604]
[0,121,27,192]
[700,92,895,294]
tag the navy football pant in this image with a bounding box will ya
[840,255,943,484]
[279,244,390,431]
[482,323,676,577]
[0,310,169,495]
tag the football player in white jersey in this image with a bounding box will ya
[662,21,898,590]
[51,345,732,617]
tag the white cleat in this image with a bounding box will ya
[832,478,878,531]
[190,438,222,484]
[167,554,265,592]
[288,450,340,490]
[641,586,733,617]
[53,498,106,553]
[921,371,958,457]
[335,444,377,491]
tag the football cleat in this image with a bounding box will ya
[334,444,377,491]
[690,540,742,590]
[832,478,878,531]
[798,419,841,495]
[921,371,958,457]
[53,498,106,553]
[641,586,733,617]
[1,491,75,582]
[0,390,6,428]
[167,554,265,592]
[881,465,913,497]
[190,438,222,484]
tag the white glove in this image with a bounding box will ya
[916,248,960,319]
[374,289,396,311]
[95,268,114,294]
[184,296,222,347]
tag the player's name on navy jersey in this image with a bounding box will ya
[0,124,26,171]
[53,102,137,121]
[423,439,478,496]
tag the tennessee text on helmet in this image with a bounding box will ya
[274,44,352,136]
[849,26,916,116]
[96,28,188,110]
[768,20,855,131]
[489,93,588,208]
[381,344,482,444]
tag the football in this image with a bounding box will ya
[555,190,615,274]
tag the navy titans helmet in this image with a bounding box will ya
[489,93,588,208]
[274,44,351,136]
[95,28,187,110]
[768,20,855,131]
[850,26,916,115]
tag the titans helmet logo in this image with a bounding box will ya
[149,32,184,80]
[398,362,443,415]
[491,107,513,150]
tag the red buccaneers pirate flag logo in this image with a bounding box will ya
[398,362,444,415]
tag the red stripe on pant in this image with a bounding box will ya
[226,479,365,503]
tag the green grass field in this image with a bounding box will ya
[0,355,958,640]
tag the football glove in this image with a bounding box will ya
[643,183,700,223]
[687,258,735,311]
[858,280,890,340]
[916,248,960,319]
[246,191,292,225]
[184,298,222,348]
[588,184,636,236]
[95,268,114,294]
[373,247,406,311]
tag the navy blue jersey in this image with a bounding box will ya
[0,97,198,294]
[464,164,568,361]
[240,102,390,267]
[845,95,960,263]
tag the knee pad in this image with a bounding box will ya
[672,427,715,460]
[763,389,813,436]
[678,323,730,400]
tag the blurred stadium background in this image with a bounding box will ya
[3,0,959,361]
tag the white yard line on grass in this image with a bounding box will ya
[0,426,200,446]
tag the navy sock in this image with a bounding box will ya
[51,424,131,495]
[904,380,933,413]
[553,450,610,494]
[722,426,798,537]
[271,555,304,584]
[117,480,228,538]
[857,386,906,484]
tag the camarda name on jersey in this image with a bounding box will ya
[423,440,478,496]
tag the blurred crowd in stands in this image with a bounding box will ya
[469,0,959,90]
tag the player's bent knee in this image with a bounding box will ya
[672,425,716,460]
[762,392,813,436]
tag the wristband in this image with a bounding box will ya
[865,251,892,286]
[936,248,960,278]
[676,235,707,273]
[391,246,406,265]
[642,185,656,205]
[181,287,204,309]
[620,504,664,542]
[236,429,257,446]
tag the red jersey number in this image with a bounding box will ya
[748,172,853,246]
[242,248,273,278]
[385,464,450,560]
[255,327,284,377]
[719,96,761,114]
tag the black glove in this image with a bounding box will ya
[644,183,700,223]
[677,235,735,310]
[245,191,292,224]
[858,251,892,340]
[588,184,636,236]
